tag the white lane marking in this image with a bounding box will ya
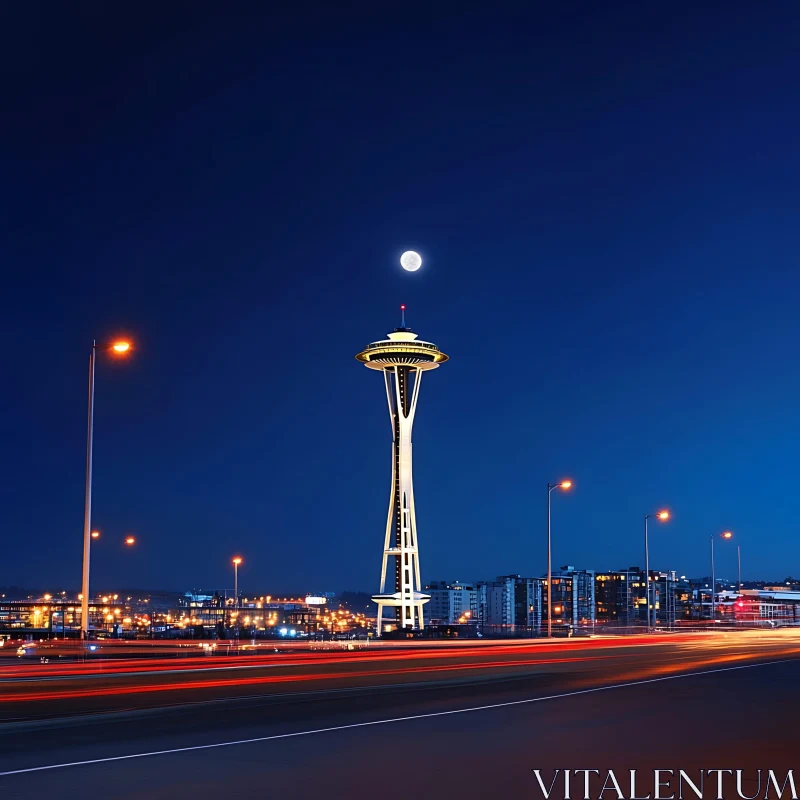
[0,658,794,777]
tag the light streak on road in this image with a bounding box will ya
[1,630,798,718]
[0,658,793,779]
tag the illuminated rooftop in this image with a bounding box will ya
[355,306,448,371]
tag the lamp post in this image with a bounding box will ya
[80,339,131,642]
[643,511,670,631]
[737,545,742,592]
[546,480,572,638]
[120,536,147,634]
[710,531,733,622]
[232,557,242,608]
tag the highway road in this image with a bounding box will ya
[1,630,798,799]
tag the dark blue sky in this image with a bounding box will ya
[3,2,799,594]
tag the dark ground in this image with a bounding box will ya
[0,635,797,799]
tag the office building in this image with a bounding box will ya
[424,581,479,625]
[595,568,645,627]
[542,566,596,629]
[477,575,542,636]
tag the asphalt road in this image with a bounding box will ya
[4,631,800,721]
[1,631,798,800]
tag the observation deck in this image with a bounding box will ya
[355,328,449,371]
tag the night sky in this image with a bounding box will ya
[3,3,800,595]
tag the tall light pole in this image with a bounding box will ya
[643,511,670,631]
[80,340,131,641]
[737,545,742,592]
[547,480,572,638]
[710,531,733,622]
[232,557,242,608]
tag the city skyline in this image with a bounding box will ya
[4,4,800,592]
[2,561,787,600]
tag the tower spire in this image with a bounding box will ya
[355,317,449,634]
[400,304,406,328]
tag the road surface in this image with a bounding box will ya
[1,630,798,799]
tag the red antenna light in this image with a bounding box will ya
[400,305,406,310]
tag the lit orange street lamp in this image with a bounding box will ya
[547,479,572,638]
[91,530,100,539]
[644,510,670,631]
[81,338,134,642]
[124,536,136,546]
[710,531,733,622]
[232,557,243,608]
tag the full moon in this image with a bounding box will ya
[400,251,422,272]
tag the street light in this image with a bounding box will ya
[124,536,136,546]
[710,531,733,622]
[232,557,243,608]
[547,480,572,639]
[80,339,133,642]
[643,510,670,631]
[737,544,742,592]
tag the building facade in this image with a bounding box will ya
[424,581,479,625]
[595,568,645,627]
[734,589,800,626]
[594,567,692,628]
[477,575,542,636]
[542,566,596,630]
[648,570,685,628]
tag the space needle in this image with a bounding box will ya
[356,303,448,633]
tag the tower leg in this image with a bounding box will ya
[373,365,430,634]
